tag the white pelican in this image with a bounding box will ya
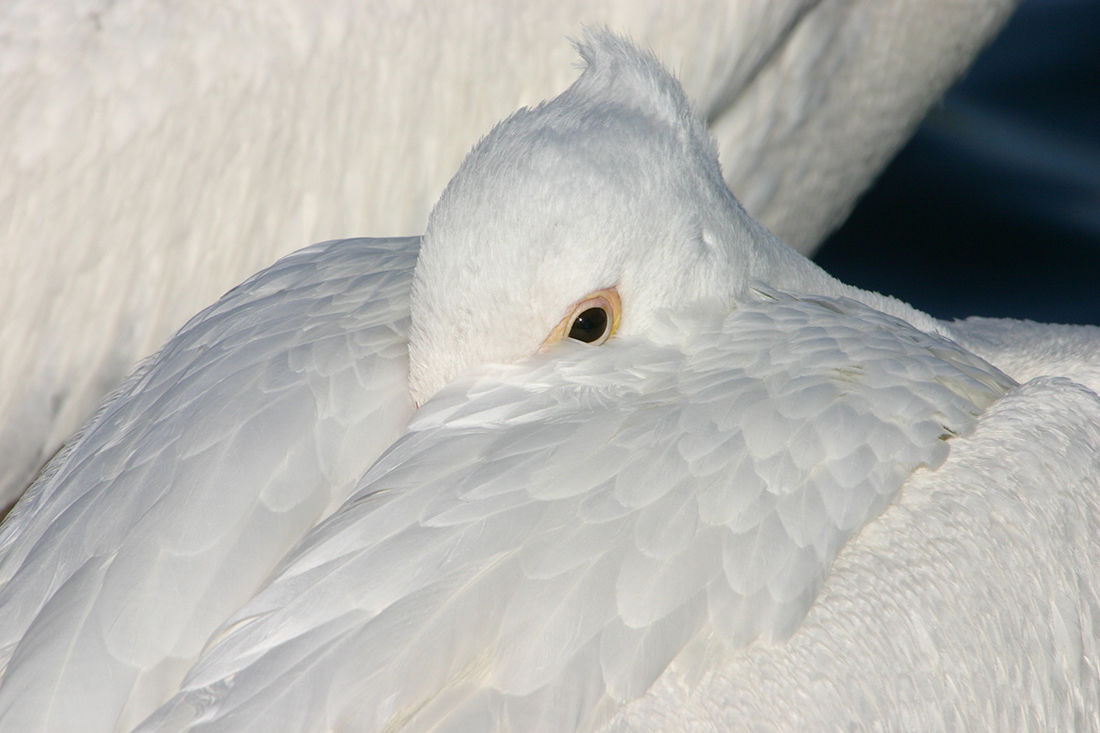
[3,28,1098,733]
[0,0,1019,509]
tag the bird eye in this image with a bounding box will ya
[540,288,621,351]
[568,307,609,343]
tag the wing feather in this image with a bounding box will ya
[138,289,1013,733]
[0,237,418,731]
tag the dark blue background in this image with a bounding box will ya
[815,0,1100,325]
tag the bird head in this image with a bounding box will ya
[407,30,786,406]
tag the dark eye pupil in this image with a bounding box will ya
[568,307,608,343]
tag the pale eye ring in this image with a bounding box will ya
[541,288,622,351]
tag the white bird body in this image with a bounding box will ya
[0,0,1019,507]
[1,29,1097,733]
[0,237,418,732]
[614,375,1100,731]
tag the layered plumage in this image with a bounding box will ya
[1,29,1097,733]
[0,0,1019,508]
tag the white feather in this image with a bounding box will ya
[1,27,1097,733]
[132,289,1010,733]
[0,0,1018,507]
[0,238,416,731]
